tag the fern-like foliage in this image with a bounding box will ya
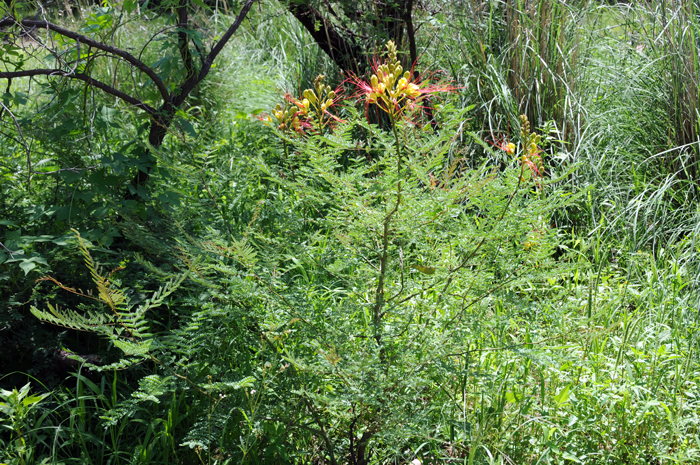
[30,230,190,369]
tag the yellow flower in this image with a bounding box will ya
[350,41,454,120]
[303,89,316,104]
[406,83,420,99]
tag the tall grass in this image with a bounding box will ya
[417,4,700,460]
[562,1,700,257]
[426,0,583,139]
[426,0,700,233]
[638,0,700,179]
[504,0,579,131]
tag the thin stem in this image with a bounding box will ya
[373,115,403,352]
[391,115,403,211]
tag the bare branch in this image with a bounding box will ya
[204,0,257,70]
[176,0,196,81]
[285,0,367,74]
[172,0,257,106]
[0,69,157,114]
[0,18,171,104]
[0,100,31,191]
[0,78,11,120]
[0,241,19,259]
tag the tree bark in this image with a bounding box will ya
[129,0,257,194]
[285,0,367,74]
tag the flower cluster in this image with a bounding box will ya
[266,96,302,134]
[262,41,453,141]
[262,75,341,136]
[491,115,545,190]
[491,133,516,155]
[293,74,340,131]
[518,114,544,179]
[351,40,451,120]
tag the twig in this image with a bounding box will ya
[0,101,31,192]
[0,78,11,120]
[0,241,18,259]
[0,69,157,114]
[0,18,172,103]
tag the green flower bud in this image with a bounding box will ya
[303,89,316,104]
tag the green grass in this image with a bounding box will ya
[3,0,700,464]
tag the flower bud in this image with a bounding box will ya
[404,71,411,80]
[328,91,335,100]
[313,75,325,92]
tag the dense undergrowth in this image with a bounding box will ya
[2,0,700,464]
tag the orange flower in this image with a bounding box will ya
[349,41,454,121]
[289,75,343,133]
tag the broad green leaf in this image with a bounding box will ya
[18,256,47,275]
[562,452,582,463]
[411,264,436,275]
[6,229,20,241]
[553,384,571,407]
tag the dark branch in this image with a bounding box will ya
[172,0,257,106]
[0,69,157,114]
[176,0,196,81]
[1,0,258,197]
[285,0,367,74]
[0,18,171,104]
[132,0,258,192]
[0,100,31,191]
[404,0,417,76]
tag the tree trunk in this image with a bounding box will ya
[285,0,367,74]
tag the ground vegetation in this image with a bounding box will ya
[1,0,700,464]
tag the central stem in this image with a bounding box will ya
[373,115,402,350]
